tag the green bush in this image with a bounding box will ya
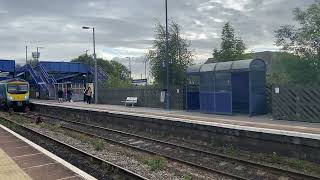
[145,156,167,171]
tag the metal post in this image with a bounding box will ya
[126,57,132,79]
[165,0,170,110]
[144,58,147,79]
[36,47,39,61]
[129,57,132,79]
[25,46,28,64]
[93,28,98,104]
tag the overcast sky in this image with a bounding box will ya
[0,0,314,78]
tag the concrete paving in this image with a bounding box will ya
[31,100,320,139]
[0,124,96,180]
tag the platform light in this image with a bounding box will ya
[82,26,98,104]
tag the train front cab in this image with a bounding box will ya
[0,79,30,110]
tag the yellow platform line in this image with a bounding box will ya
[0,148,32,180]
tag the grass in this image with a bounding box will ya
[144,156,167,171]
[182,173,192,180]
[93,139,105,151]
[224,144,239,157]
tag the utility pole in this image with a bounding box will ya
[93,27,98,104]
[25,46,28,64]
[144,58,147,79]
[82,26,98,104]
[126,57,132,79]
[165,0,170,110]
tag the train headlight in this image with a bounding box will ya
[25,95,29,100]
[8,96,13,100]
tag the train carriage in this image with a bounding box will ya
[0,78,29,110]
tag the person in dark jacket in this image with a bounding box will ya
[83,87,87,103]
[57,89,64,103]
[67,88,73,102]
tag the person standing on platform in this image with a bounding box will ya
[67,87,73,102]
[86,87,92,104]
[83,87,87,103]
[57,89,64,103]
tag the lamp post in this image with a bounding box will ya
[82,26,98,104]
[25,46,28,64]
[126,57,132,79]
[165,0,170,110]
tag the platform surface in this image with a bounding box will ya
[0,123,96,180]
[32,100,320,140]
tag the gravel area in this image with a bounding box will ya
[4,113,230,180]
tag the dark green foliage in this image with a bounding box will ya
[145,156,167,171]
[147,21,193,86]
[275,1,320,57]
[273,1,320,85]
[72,54,131,87]
[212,22,247,62]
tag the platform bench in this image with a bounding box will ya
[122,97,138,107]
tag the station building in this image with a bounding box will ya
[16,61,107,100]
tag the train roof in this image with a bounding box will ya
[0,78,28,84]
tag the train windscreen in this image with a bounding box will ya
[7,84,29,94]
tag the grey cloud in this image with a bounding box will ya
[0,0,315,77]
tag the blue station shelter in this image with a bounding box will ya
[186,59,267,116]
[186,65,201,110]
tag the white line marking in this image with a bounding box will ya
[57,175,78,180]
[23,162,57,170]
[12,152,42,159]
[12,146,30,149]
[0,124,97,180]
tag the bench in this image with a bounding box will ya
[122,97,138,107]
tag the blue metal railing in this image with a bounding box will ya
[25,64,48,91]
[38,63,57,84]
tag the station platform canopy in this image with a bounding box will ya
[186,59,267,116]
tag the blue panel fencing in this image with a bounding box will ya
[0,59,15,73]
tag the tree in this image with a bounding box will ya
[72,54,131,87]
[273,1,320,85]
[212,22,247,62]
[147,21,193,86]
[275,1,320,58]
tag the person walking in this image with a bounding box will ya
[86,87,92,104]
[57,89,63,103]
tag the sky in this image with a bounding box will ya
[0,0,315,78]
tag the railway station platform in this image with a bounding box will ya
[31,99,320,140]
[0,124,96,180]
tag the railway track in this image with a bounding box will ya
[22,112,320,180]
[0,116,148,180]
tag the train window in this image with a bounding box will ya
[7,84,29,94]
[7,85,16,93]
[17,85,29,92]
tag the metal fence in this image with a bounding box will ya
[98,86,185,110]
[272,85,320,123]
[30,83,84,102]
